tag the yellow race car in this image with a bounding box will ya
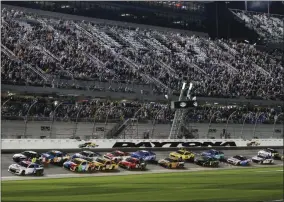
[158,158,185,169]
[93,157,118,171]
[169,149,195,162]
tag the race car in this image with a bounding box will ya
[12,151,41,163]
[281,156,284,161]
[41,150,70,165]
[131,150,156,162]
[201,149,225,161]
[258,148,281,160]
[78,142,98,148]
[158,158,185,169]
[93,157,118,171]
[63,158,96,172]
[169,149,195,162]
[247,141,260,146]
[103,150,130,162]
[72,150,101,161]
[252,154,274,164]
[119,157,147,170]
[227,155,250,166]
[195,156,219,167]
[8,160,44,176]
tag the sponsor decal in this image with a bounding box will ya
[112,141,237,148]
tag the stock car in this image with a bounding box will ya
[41,150,70,165]
[93,157,118,171]
[131,150,156,162]
[252,154,274,164]
[258,148,281,160]
[8,160,44,176]
[72,151,101,161]
[12,151,41,163]
[63,158,97,172]
[227,155,250,166]
[78,142,98,148]
[201,149,225,161]
[103,150,130,162]
[169,149,195,162]
[158,158,185,169]
[119,157,147,170]
[195,156,219,167]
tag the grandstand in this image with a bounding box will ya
[1,2,283,140]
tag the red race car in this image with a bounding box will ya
[103,150,130,162]
[119,157,147,170]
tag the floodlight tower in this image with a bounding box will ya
[168,82,197,139]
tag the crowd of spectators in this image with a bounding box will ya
[232,9,283,42]
[1,8,283,100]
[2,96,283,125]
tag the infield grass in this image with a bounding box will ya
[2,167,283,201]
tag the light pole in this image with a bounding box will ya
[253,112,266,137]
[151,108,165,138]
[133,105,145,139]
[240,112,254,137]
[49,102,64,138]
[207,110,222,138]
[272,113,283,137]
[91,105,106,139]
[23,100,38,138]
[73,104,87,138]
[225,110,237,137]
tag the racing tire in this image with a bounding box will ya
[189,157,194,163]
[168,164,172,169]
[258,161,263,164]
[21,170,25,176]
[88,167,93,173]
[75,167,79,172]
[179,157,183,162]
[36,170,43,176]
[127,165,131,170]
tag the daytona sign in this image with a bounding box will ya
[112,141,237,148]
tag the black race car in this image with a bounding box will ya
[194,156,219,167]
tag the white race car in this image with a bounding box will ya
[227,155,250,166]
[252,155,274,164]
[103,150,130,162]
[8,161,44,176]
[258,148,281,160]
[72,151,101,161]
[12,151,40,163]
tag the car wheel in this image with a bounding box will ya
[179,157,182,162]
[88,167,93,173]
[127,165,131,170]
[258,161,263,164]
[75,167,78,172]
[21,170,25,176]
[168,164,172,169]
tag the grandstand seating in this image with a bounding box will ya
[1,8,283,100]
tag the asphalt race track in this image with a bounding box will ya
[2,149,283,181]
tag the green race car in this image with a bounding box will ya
[194,156,219,167]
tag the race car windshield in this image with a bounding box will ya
[113,151,123,156]
[19,162,29,168]
[71,159,82,165]
[80,152,90,156]
[164,158,173,162]
[235,156,246,160]
[96,158,106,164]
[176,151,184,154]
[126,158,136,163]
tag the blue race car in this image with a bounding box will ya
[131,150,156,163]
[41,150,70,166]
[201,149,225,161]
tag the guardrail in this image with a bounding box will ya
[2,146,283,154]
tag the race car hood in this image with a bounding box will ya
[131,153,142,158]
[41,153,53,159]
[170,152,180,156]
[72,153,83,158]
[9,163,25,170]
[13,153,26,158]
[252,156,263,160]
[105,153,114,158]
[64,161,77,167]
[158,159,169,163]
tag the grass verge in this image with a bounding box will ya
[2,166,283,201]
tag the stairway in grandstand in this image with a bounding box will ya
[105,118,137,139]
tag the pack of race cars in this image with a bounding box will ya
[8,148,283,176]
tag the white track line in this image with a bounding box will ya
[2,165,282,181]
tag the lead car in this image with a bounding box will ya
[8,160,44,176]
